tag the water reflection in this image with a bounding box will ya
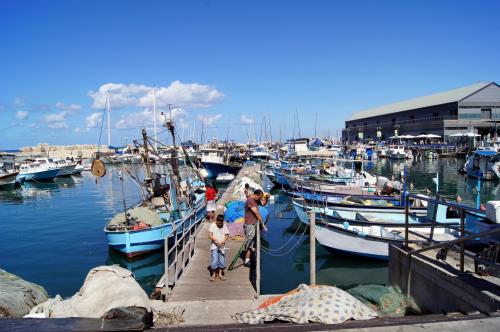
[106,248,164,294]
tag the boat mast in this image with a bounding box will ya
[152,88,158,150]
[106,91,111,147]
[141,128,153,197]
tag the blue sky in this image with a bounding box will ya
[1,0,499,148]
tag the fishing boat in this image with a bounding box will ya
[17,162,60,182]
[200,148,240,179]
[466,150,499,180]
[216,172,235,183]
[293,199,461,259]
[104,125,208,257]
[105,191,206,257]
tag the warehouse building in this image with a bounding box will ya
[342,82,500,143]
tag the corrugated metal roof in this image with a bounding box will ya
[347,82,492,121]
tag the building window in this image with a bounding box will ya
[433,112,439,118]
[392,118,396,123]
[364,122,367,126]
[376,120,379,124]
[410,115,415,122]
[481,108,492,119]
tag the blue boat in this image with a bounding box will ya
[105,194,206,257]
[17,162,59,182]
[466,150,499,180]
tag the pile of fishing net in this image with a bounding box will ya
[27,265,151,319]
[232,284,377,324]
[346,285,420,317]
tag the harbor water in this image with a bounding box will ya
[1,158,498,297]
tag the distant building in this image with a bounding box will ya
[342,82,500,143]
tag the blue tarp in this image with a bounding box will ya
[224,200,269,223]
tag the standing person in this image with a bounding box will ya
[491,153,500,179]
[208,215,229,281]
[205,183,217,222]
[240,183,250,200]
[243,189,267,267]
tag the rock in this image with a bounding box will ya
[0,269,49,318]
[102,306,153,327]
[29,265,151,318]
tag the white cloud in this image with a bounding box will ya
[85,112,103,128]
[56,102,82,112]
[197,113,222,126]
[43,111,67,123]
[13,97,25,107]
[115,107,187,130]
[74,127,89,133]
[42,111,68,129]
[88,80,224,110]
[48,122,68,129]
[16,110,29,120]
[240,114,254,125]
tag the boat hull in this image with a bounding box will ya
[201,162,240,179]
[0,172,19,187]
[17,169,59,182]
[105,203,206,257]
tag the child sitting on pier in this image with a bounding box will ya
[208,214,229,281]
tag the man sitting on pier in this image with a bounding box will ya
[243,189,268,267]
[208,215,229,281]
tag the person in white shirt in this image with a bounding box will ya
[208,215,229,281]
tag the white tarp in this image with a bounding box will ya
[28,265,150,318]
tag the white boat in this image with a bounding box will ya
[215,172,235,183]
[0,170,19,187]
[53,159,77,176]
[389,145,407,159]
[377,146,389,158]
[251,146,271,161]
[0,154,18,187]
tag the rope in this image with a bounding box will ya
[261,221,309,257]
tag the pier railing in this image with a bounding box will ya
[403,194,500,273]
[155,207,202,295]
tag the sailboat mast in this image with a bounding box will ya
[106,91,111,147]
[153,89,157,150]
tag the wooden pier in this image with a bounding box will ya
[157,163,263,302]
[166,220,257,301]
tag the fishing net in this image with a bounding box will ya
[346,285,420,317]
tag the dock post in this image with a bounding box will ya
[164,235,169,285]
[309,211,316,286]
[256,221,261,296]
[405,195,409,248]
[460,208,465,272]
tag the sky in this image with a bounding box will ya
[1,0,499,149]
